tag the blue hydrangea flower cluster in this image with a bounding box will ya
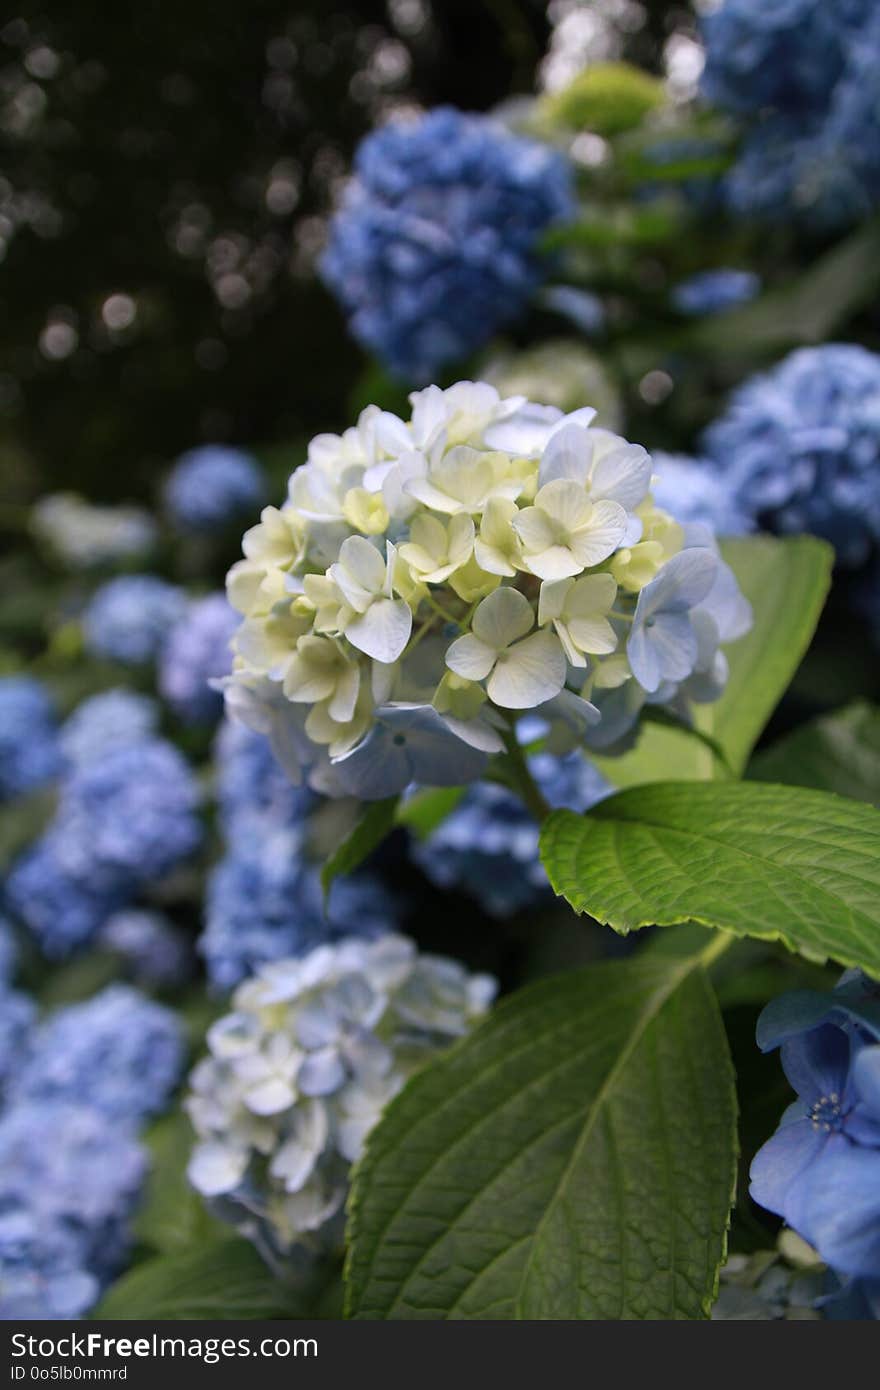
[701,345,880,566]
[0,1103,146,1319]
[750,971,880,1310]
[83,575,186,665]
[9,984,184,1125]
[321,107,574,382]
[414,722,606,917]
[0,992,35,1101]
[671,270,760,317]
[59,688,159,769]
[52,740,202,889]
[701,0,871,117]
[163,446,266,534]
[701,1,880,228]
[0,677,61,802]
[413,746,609,917]
[0,984,184,1319]
[158,593,238,724]
[650,453,755,537]
[98,909,192,988]
[214,718,314,835]
[200,721,395,991]
[6,737,202,956]
[0,921,35,1102]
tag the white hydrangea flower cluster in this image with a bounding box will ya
[186,934,495,1256]
[223,382,752,798]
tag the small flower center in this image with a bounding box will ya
[809,1093,844,1132]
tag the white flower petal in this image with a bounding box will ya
[511,506,558,554]
[566,615,618,655]
[538,422,593,488]
[590,445,652,510]
[440,712,505,753]
[187,1141,249,1197]
[537,577,573,627]
[445,633,497,681]
[524,547,584,581]
[346,598,412,663]
[487,630,566,708]
[338,535,386,595]
[471,585,534,649]
[243,1076,297,1115]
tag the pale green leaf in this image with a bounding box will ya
[540,781,880,976]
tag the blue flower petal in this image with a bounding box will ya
[749,1114,827,1219]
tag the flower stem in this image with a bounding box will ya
[424,593,463,627]
[497,725,552,823]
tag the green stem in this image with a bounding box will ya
[424,593,463,627]
[498,726,552,824]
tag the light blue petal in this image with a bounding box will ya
[626,623,660,692]
[297,1046,347,1096]
[332,727,412,799]
[634,547,718,620]
[788,1142,880,1278]
[749,1117,827,1219]
[650,612,699,683]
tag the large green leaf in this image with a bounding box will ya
[345,948,736,1320]
[94,1238,295,1320]
[748,702,880,806]
[540,781,880,976]
[594,534,833,789]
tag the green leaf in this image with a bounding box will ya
[346,948,736,1319]
[133,1113,226,1256]
[683,217,880,357]
[396,786,466,840]
[594,534,833,788]
[320,796,399,897]
[748,702,880,806]
[94,1238,296,1320]
[540,781,880,976]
